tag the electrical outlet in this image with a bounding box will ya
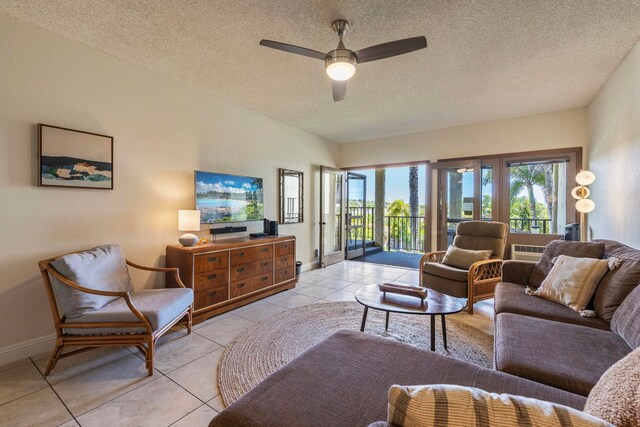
[314,248,319,258]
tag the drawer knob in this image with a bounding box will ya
[260,248,268,253]
[261,262,268,267]
[207,273,217,280]
[238,282,245,288]
[237,267,245,272]
[207,290,217,297]
[207,256,217,262]
[261,276,268,281]
[238,252,245,257]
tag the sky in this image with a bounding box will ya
[354,166,426,204]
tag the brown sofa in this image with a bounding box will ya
[494,239,640,397]
[209,239,640,426]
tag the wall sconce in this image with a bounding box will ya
[178,210,201,246]
[571,170,595,241]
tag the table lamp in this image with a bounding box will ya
[178,210,201,246]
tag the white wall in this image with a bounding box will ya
[0,14,338,362]
[587,40,640,247]
[339,109,587,167]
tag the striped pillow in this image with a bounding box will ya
[387,384,613,427]
[531,255,614,314]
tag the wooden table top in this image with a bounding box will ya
[354,284,464,315]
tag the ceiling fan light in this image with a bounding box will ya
[326,62,356,81]
[325,49,357,81]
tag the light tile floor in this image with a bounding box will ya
[0,260,494,427]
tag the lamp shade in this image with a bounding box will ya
[575,198,595,213]
[576,170,596,186]
[178,210,201,232]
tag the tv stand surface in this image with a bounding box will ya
[166,235,296,324]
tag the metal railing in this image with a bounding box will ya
[510,218,551,234]
[386,215,425,252]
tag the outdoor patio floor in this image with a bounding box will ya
[352,250,423,269]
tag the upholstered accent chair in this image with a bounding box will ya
[419,221,509,314]
[38,244,193,376]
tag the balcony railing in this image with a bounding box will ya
[386,215,425,252]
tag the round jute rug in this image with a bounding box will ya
[218,301,493,406]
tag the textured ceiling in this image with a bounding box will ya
[1,1,639,143]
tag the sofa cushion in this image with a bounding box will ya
[442,246,492,270]
[528,241,605,288]
[387,384,611,427]
[210,330,586,427]
[50,244,133,318]
[611,282,640,349]
[494,282,609,330]
[532,255,612,314]
[584,347,640,427]
[592,239,640,323]
[494,313,631,396]
[65,288,193,335]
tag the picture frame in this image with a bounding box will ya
[38,124,114,189]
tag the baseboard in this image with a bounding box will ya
[301,260,320,272]
[0,334,56,367]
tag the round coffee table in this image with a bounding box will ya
[354,284,464,351]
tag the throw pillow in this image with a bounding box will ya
[50,244,133,318]
[387,384,612,426]
[441,246,492,270]
[584,347,640,427]
[528,240,605,288]
[528,255,615,315]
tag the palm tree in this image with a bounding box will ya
[409,166,419,249]
[510,165,545,226]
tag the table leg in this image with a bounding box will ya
[385,311,390,331]
[360,306,369,332]
[441,315,447,350]
[430,314,435,351]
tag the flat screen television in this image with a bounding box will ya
[195,170,264,223]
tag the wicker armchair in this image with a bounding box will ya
[419,221,508,314]
[38,244,193,376]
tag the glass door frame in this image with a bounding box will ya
[346,171,367,259]
[319,166,346,267]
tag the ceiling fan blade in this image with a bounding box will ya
[355,36,427,63]
[259,40,326,60]
[332,80,347,102]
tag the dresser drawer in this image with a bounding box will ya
[230,279,252,299]
[193,267,228,291]
[194,283,228,310]
[251,272,273,291]
[275,241,294,256]
[230,258,273,281]
[230,245,273,265]
[194,252,228,273]
[275,253,294,269]
[274,266,294,283]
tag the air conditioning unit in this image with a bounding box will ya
[511,244,545,262]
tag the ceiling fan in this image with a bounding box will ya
[259,20,427,102]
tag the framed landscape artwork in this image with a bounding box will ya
[38,124,113,189]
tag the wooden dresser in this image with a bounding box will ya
[166,235,296,323]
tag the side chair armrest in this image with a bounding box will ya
[126,260,187,289]
[419,251,446,286]
[468,259,504,283]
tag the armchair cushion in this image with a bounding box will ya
[423,262,468,282]
[65,288,193,335]
[453,221,509,259]
[442,246,492,270]
[528,241,605,288]
[50,244,133,318]
[611,283,640,349]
